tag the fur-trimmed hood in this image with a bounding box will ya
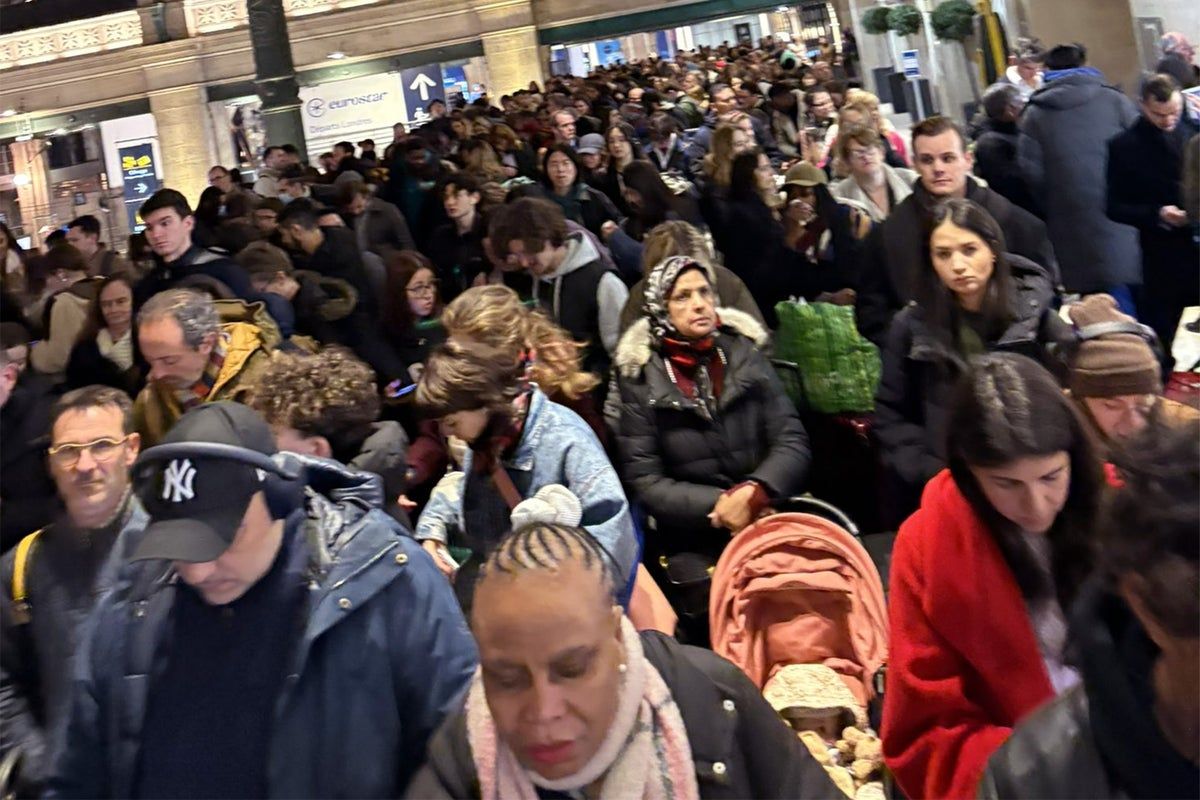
[613,307,770,379]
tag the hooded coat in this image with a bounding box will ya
[531,231,629,378]
[613,310,810,560]
[1017,70,1141,292]
[855,180,1059,346]
[46,458,478,799]
[873,255,1070,527]
[132,299,282,447]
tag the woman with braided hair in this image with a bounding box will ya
[405,504,840,799]
[882,353,1104,800]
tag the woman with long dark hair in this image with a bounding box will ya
[619,161,703,242]
[882,352,1102,800]
[875,198,1069,526]
[382,251,446,379]
[540,144,621,239]
[591,122,644,214]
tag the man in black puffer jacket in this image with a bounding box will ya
[856,116,1058,346]
[980,421,1199,799]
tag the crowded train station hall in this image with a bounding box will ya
[0,0,1197,797]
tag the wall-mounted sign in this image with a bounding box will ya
[117,141,161,234]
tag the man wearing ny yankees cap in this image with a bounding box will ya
[47,402,477,799]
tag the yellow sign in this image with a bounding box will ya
[120,154,152,170]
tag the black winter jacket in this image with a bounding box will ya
[874,255,1069,527]
[405,631,841,800]
[425,216,488,302]
[979,579,1200,799]
[133,245,254,307]
[614,316,810,559]
[0,376,60,553]
[0,497,147,793]
[856,180,1059,345]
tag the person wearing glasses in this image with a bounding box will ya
[830,124,918,223]
[383,251,447,382]
[0,386,147,798]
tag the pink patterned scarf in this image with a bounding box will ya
[466,617,699,800]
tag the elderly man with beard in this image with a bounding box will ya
[1,386,147,797]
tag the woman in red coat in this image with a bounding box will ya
[882,353,1104,799]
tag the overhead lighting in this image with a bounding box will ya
[0,109,15,118]
[14,133,32,142]
[327,51,346,60]
[51,127,68,136]
[12,174,31,187]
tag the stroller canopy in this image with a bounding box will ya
[709,512,887,708]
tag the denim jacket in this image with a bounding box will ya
[415,388,637,585]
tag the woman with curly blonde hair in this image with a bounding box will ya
[442,284,607,441]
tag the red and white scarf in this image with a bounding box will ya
[466,617,699,800]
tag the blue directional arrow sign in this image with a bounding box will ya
[118,142,160,202]
[117,142,160,233]
[401,64,446,125]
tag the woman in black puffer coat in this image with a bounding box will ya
[613,256,809,637]
[875,198,1071,529]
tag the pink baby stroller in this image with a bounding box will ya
[709,499,888,724]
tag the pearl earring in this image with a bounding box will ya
[618,663,627,674]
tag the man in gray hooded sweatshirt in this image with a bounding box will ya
[488,198,628,380]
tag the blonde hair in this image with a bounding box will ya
[442,285,600,400]
[844,89,880,111]
[702,124,741,189]
[642,221,713,272]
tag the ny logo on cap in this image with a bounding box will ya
[162,458,197,503]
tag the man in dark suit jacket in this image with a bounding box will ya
[856,116,1059,345]
[1107,74,1199,370]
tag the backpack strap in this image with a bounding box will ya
[10,529,44,625]
[490,465,524,510]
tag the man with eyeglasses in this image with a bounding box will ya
[0,386,147,797]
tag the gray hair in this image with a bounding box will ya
[137,288,220,349]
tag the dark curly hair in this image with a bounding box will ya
[250,347,380,463]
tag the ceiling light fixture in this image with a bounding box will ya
[0,109,15,118]
[327,51,346,60]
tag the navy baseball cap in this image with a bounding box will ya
[131,403,277,563]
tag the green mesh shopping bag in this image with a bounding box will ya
[773,299,881,413]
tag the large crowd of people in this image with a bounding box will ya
[0,30,1198,800]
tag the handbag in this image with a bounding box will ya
[773,299,881,414]
[658,551,716,620]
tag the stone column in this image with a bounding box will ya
[474,0,544,96]
[149,86,217,207]
[481,26,545,96]
[9,139,52,249]
[247,0,306,161]
[1009,0,1140,93]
